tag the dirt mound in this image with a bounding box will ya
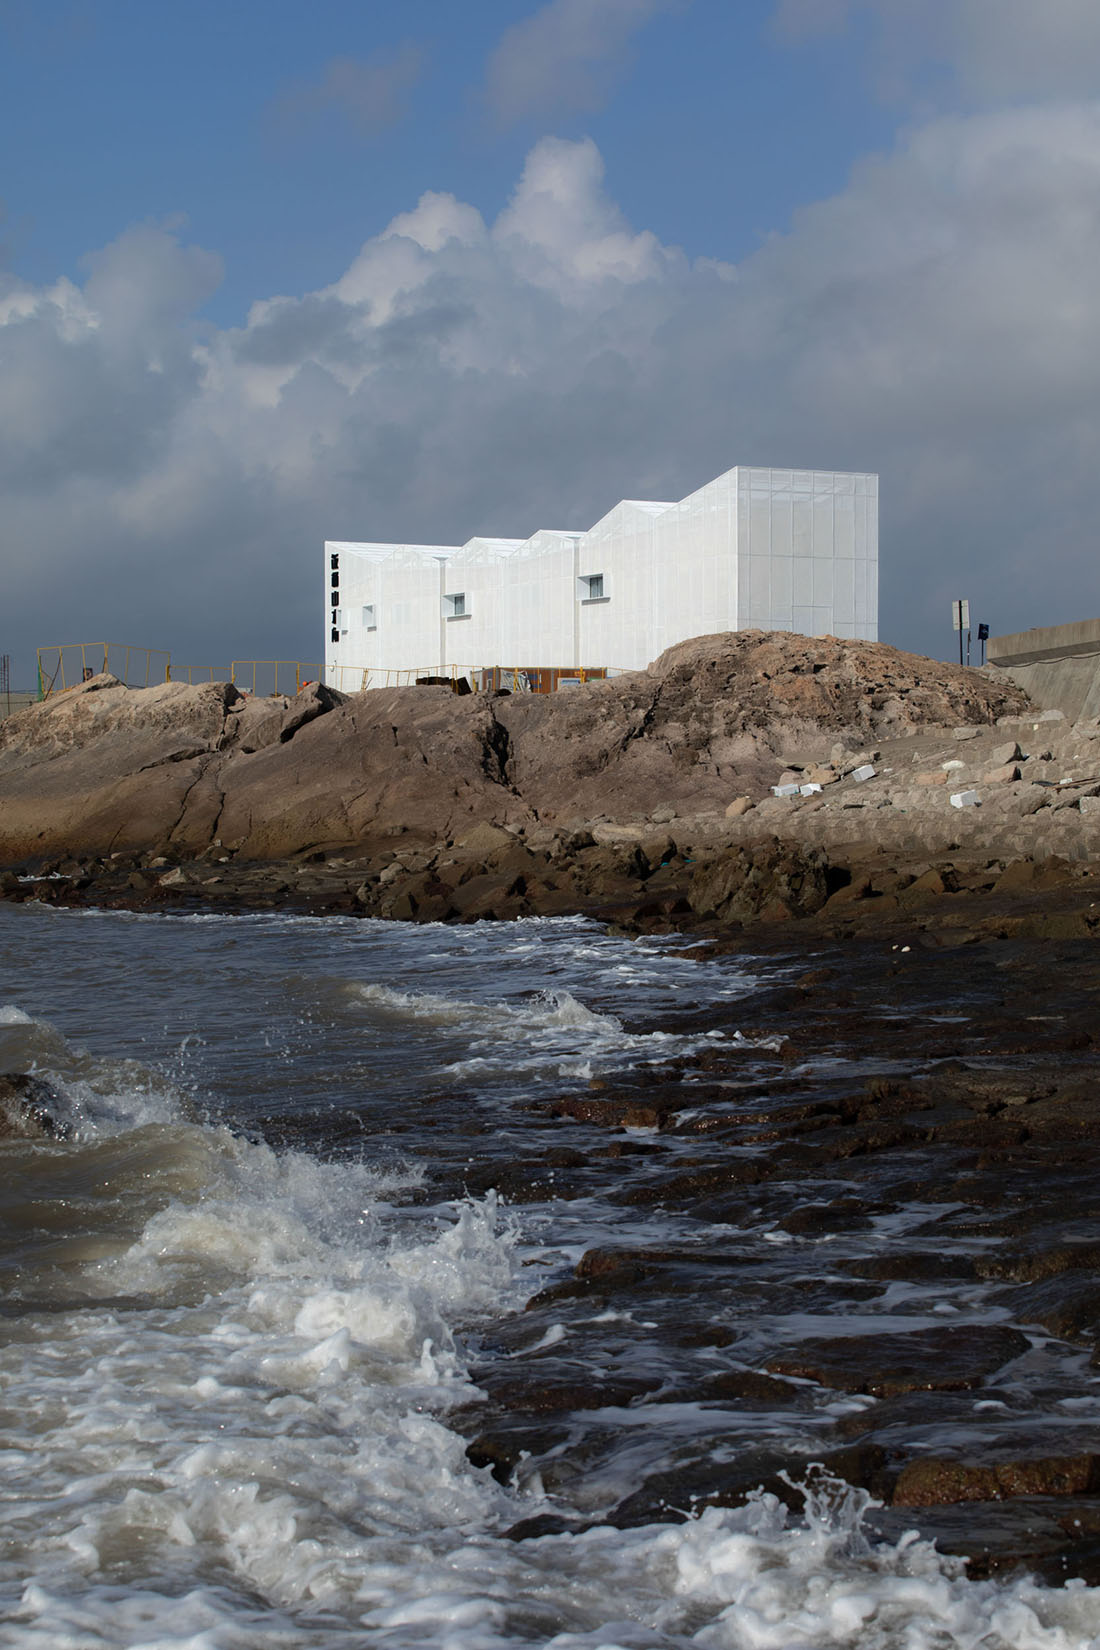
[649,630,1025,739]
[496,630,1028,822]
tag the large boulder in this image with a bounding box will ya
[0,678,242,861]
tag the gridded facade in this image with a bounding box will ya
[325,465,877,688]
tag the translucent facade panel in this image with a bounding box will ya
[792,558,813,606]
[771,499,792,557]
[812,494,833,551]
[750,497,770,546]
[748,557,771,625]
[770,555,792,615]
[792,501,812,556]
[813,560,834,606]
[834,495,855,557]
[834,559,855,620]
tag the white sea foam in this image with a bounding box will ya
[6,912,1100,1647]
[354,982,725,1088]
[8,1088,1100,1650]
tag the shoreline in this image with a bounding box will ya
[3,820,1097,955]
[6,888,1100,1582]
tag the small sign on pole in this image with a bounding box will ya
[951,599,971,666]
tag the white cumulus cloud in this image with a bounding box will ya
[4,116,1100,680]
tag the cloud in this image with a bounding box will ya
[274,43,423,137]
[484,0,672,125]
[774,0,1100,103]
[6,116,1100,682]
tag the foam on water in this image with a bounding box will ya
[6,923,1100,1646]
[5,1077,1100,1649]
[355,982,726,1085]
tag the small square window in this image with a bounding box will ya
[444,592,468,619]
[579,573,607,602]
[330,626,339,643]
[362,604,376,630]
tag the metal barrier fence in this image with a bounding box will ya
[37,644,171,696]
[229,661,321,697]
[169,665,233,685]
[169,663,320,695]
[35,649,322,700]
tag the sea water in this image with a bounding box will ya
[1,901,1099,1648]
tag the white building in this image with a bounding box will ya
[325,464,878,691]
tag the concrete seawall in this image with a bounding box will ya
[988,618,1100,721]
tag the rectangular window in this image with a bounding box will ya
[444,592,469,619]
[332,609,342,629]
[330,552,339,571]
[331,570,340,589]
[362,604,376,630]
[579,573,608,603]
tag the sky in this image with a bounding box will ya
[2,0,1100,686]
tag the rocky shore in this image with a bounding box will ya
[4,629,1100,1583]
[1,628,1098,946]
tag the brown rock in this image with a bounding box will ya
[765,1325,1030,1397]
[0,631,1031,869]
[0,1074,70,1139]
[984,763,1022,783]
[893,1454,1100,1507]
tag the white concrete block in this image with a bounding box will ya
[950,790,982,808]
[851,764,876,782]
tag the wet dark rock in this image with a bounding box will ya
[474,1371,663,1415]
[845,1252,980,1283]
[779,1199,875,1236]
[892,1453,1100,1506]
[0,1073,71,1140]
[545,1087,688,1129]
[765,1325,1031,1397]
[663,1368,810,1408]
[466,1424,569,1485]
[607,1443,890,1529]
[978,1243,1100,1284]
[502,1513,586,1542]
[998,1274,1100,1341]
[868,1500,1100,1585]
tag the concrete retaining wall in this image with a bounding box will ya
[987,619,1100,720]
